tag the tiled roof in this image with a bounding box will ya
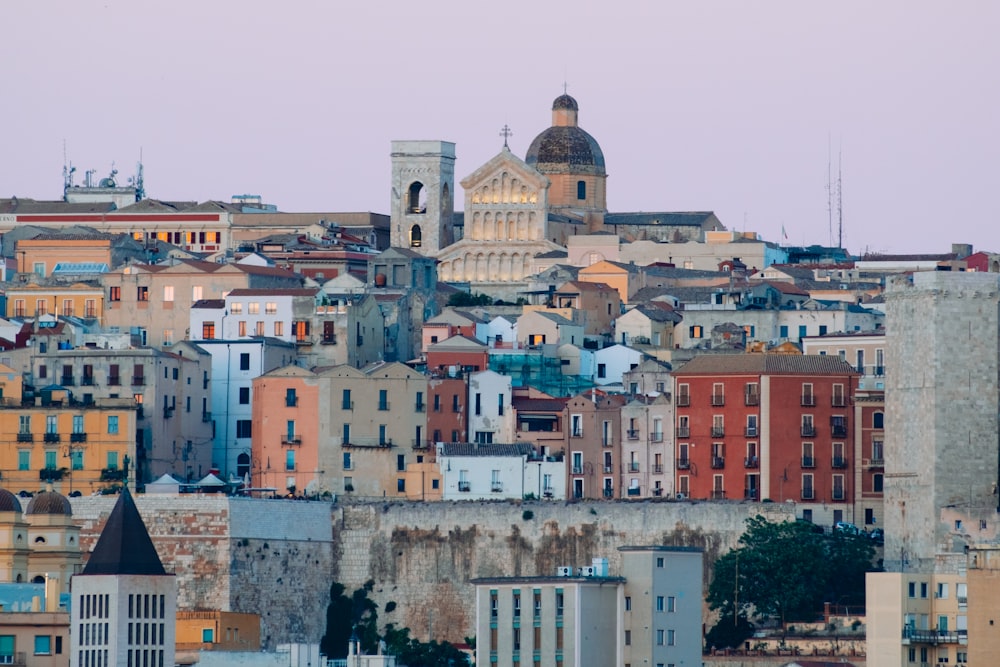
[439,443,535,457]
[192,299,225,309]
[512,397,569,411]
[675,354,858,376]
[81,488,166,576]
[605,212,716,227]
[535,250,568,259]
[227,288,319,298]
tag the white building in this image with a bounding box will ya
[436,442,565,501]
[591,344,645,386]
[467,370,514,444]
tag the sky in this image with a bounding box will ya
[2,1,998,255]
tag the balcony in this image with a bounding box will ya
[865,458,885,468]
[543,487,554,498]
[282,436,302,446]
[744,456,759,469]
[0,651,26,665]
[711,426,725,438]
[571,466,584,475]
[801,425,816,437]
[70,432,87,443]
[744,426,758,437]
[627,487,641,497]
[601,439,613,448]
[744,488,759,500]
[603,465,613,473]
[16,433,32,443]
[832,488,845,501]
[377,402,390,411]
[571,429,583,438]
[43,432,61,443]
[202,411,212,423]
[101,468,126,482]
[652,487,663,496]
[832,456,848,469]
[677,457,690,470]
[831,424,848,438]
[651,432,663,443]
[322,334,337,345]
[39,468,65,481]
[342,401,354,411]
[285,397,298,407]
[745,393,759,406]
[676,426,690,438]
[412,439,430,450]
[627,429,640,440]
[108,375,121,386]
[676,394,690,407]
[629,462,640,473]
[801,456,815,468]
[295,337,313,346]
[415,403,426,413]
[60,376,74,386]
[801,395,815,406]
[711,394,725,406]
[711,456,725,469]
[711,489,726,500]
[458,481,471,492]
[163,406,174,419]
[81,376,94,386]
[653,464,664,474]
[832,397,846,407]
[603,488,615,498]
[801,487,815,500]
[131,376,145,386]
[901,627,966,645]
[491,483,504,493]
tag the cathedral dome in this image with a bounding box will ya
[26,491,72,516]
[526,94,605,174]
[0,489,22,513]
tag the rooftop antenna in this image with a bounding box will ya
[825,134,833,247]
[499,124,513,149]
[62,140,76,197]
[836,144,844,250]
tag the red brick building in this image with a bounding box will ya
[673,354,859,526]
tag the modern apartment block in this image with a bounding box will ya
[472,546,702,667]
[673,354,858,524]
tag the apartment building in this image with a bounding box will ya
[472,546,703,667]
[620,394,672,499]
[5,282,104,324]
[436,442,563,501]
[673,354,859,524]
[427,374,467,446]
[29,343,212,484]
[467,370,514,444]
[552,281,621,338]
[563,392,626,499]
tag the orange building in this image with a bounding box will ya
[5,282,104,322]
[673,354,859,527]
[250,366,321,495]
[15,236,113,278]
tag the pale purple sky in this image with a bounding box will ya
[2,1,997,255]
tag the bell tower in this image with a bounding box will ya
[390,141,456,255]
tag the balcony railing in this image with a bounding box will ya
[801,425,816,437]
[745,393,759,406]
[832,488,845,501]
[745,427,758,437]
[43,432,61,443]
[711,394,725,406]
[603,488,614,498]
[603,464,613,473]
[282,436,302,446]
[652,464,664,474]
[415,403,426,413]
[629,462,640,473]
[651,432,663,442]
[101,468,126,482]
[543,487,554,498]
[677,457,690,469]
[831,424,848,437]
[652,487,663,496]
[131,376,145,386]
[377,402,390,411]
[801,395,815,406]
[163,406,174,419]
[676,394,690,407]
[571,466,584,475]
[744,456,759,469]
[491,483,504,493]
[342,401,354,410]
[40,468,65,481]
[711,456,725,469]
[286,397,298,407]
[108,375,121,386]
[458,481,471,492]
[832,456,848,469]
[70,432,87,443]
[711,489,726,500]
[81,376,94,386]
[16,433,32,443]
[676,426,690,438]
[744,488,759,500]
[865,458,885,468]
[801,487,815,500]
[801,456,815,468]
[571,429,583,438]
[711,426,725,437]
[627,487,641,496]
[60,376,74,386]
[627,429,640,440]
[901,627,966,644]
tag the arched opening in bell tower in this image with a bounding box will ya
[407,182,427,214]
[409,225,423,248]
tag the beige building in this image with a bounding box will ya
[620,394,673,499]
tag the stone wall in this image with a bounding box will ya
[69,495,791,647]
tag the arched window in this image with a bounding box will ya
[32,575,45,584]
[409,225,422,248]
[407,182,427,214]
[237,452,250,479]
[577,180,586,200]
[34,536,45,544]
[873,412,884,429]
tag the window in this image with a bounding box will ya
[202,322,216,340]
[45,451,57,470]
[265,302,277,314]
[137,286,149,302]
[873,473,884,493]
[34,635,51,655]
[240,353,251,371]
[656,596,664,611]
[908,582,916,598]
[937,582,949,599]
[255,321,265,336]
[667,629,675,646]
[576,180,586,200]
[656,557,664,568]
[656,629,664,645]
[667,595,676,612]
[397,454,406,472]
[46,414,57,434]
[920,582,928,598]
[192,285,203,301]
[230,302,243,314]
[689,325,703,339]
[342,424,351,445]
[873,411,884,429]
[202,628,214,643]
[474,393,481,416]
[779,325,788,338]
[163,285,174,302]
[18,415,30,434]
[597,363,607,378]
[72,415,83,434]
[624,630,631,645]
[18,451,29,471]
[70,450,83,470]
[343,452,353,470]
[163,328,174,346]
[274,321,284,336]
[248,302,260,315]
[285,449,295,471]
[397,478,405,492]
[238,387,250,404]
[110,286,121,302]
[625,596,631,611]
[238,321,247,337]
[236,420,252,438]
[107,415,119,434]
[107,451,119,470]
[342,389,352,410]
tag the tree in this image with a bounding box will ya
[447,292,492,307]
[706,515,877,646]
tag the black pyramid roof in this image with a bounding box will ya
[81,487,166,576]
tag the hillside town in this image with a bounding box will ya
[0,93,995,667]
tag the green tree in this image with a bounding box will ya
[447,292,492,307]
[706,515,876,646]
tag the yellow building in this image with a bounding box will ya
[176,610,261,652]
[0,366,136,495]
[15,236,113,278]
[5,282,104,322]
